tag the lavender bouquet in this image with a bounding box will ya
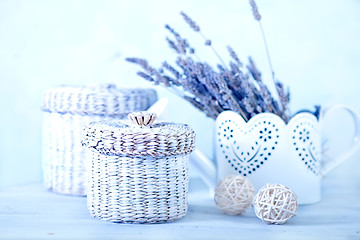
[126,0,291,122]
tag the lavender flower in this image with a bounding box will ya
[246,57,262,81]
[126,11,291,122]
[248,0,292,119]
[276,81,291,120]
[165,24,193,55]
[227,46,243,67]
[162,61,181,81]
[242,97,255,116]
[179,11,227,67]
[137,72,154,82]
[180,11,200,32]
[249,0,261,21]
[166,37,183,54]
[126,57,156,75]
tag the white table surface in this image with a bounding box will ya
[1,152,360,240]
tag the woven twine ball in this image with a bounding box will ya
[214,175,255,215]
[253,183,298,225]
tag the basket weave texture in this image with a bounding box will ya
[41,84,157,196]
[82,119,196,223]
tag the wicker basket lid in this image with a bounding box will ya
[42,84,157,117]
[82,112,196,157]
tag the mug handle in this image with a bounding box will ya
[320,104,360,175]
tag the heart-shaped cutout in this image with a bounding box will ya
[216,112,283,176]
[216,111,321,177]
[288,114,321,175]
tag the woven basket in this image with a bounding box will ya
[82,112,196,223]
[41,84,157,196]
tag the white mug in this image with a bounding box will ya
[191,105,360,204]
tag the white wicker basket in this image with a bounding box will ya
[82,112,196,223]
[41,84,157,196]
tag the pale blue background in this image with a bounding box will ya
[0,0,359,187]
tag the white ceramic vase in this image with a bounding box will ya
[213,105,360,204]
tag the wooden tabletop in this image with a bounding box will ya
[1,152,360,240]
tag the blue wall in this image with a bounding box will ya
[1,0,359,186]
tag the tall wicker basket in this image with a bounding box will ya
[41,84,157,196]
[82,112,196,223]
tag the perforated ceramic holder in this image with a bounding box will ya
[215,106,360,204]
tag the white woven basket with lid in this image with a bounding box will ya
[41,84,157,196]
[82,112,196,223]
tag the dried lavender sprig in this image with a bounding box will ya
[246,57,262,81]
[246,57,282,117]
[180,11,227,68]
[162,61,182,81]
[214,75,249,120]
[166,37,184,54]
[249,0,291,120]
[176,56,248,120]
[227,46,243,67]
[199,61,248,120]
[219,54,262,117]
[126,57,156,75]
[165,24,181,39]
[127,57,174,87]
[242,97,256,117]
[249,0,274,80]
[174,58,221,118]
[127,10,291,122]
[137,71,155,82]
[134,62,194,107]
[275,81,290,121]
[246,58,281,115]
[165,25,190,55]
[180,11,200,32]
[129,54,280,120]
[165,24,200,63]
[249,0,261,21]
[238,73,262,114]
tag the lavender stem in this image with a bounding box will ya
[199,32,228,68]
[258,22,275,83]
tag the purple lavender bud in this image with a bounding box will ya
[217,64,226,73]
[180,11,200,32]
[249,0,261,21]
[183,39,190,48]
[125,57,147,66]
[229,62,240,73]
[162,61,181,79]
[137,71,154,82]
[275,81,290,111]
[205,40,212,46]
[243,97,254,114]
[259,85,272,105]
[165,24,180,38]
[126,57,156,75]
[227,46,242,66]
[166,37,181,54]
[256,105,263,113]
[247,57,262,81]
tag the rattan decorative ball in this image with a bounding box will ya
[214,175,255,215]
[253,183,298,224]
